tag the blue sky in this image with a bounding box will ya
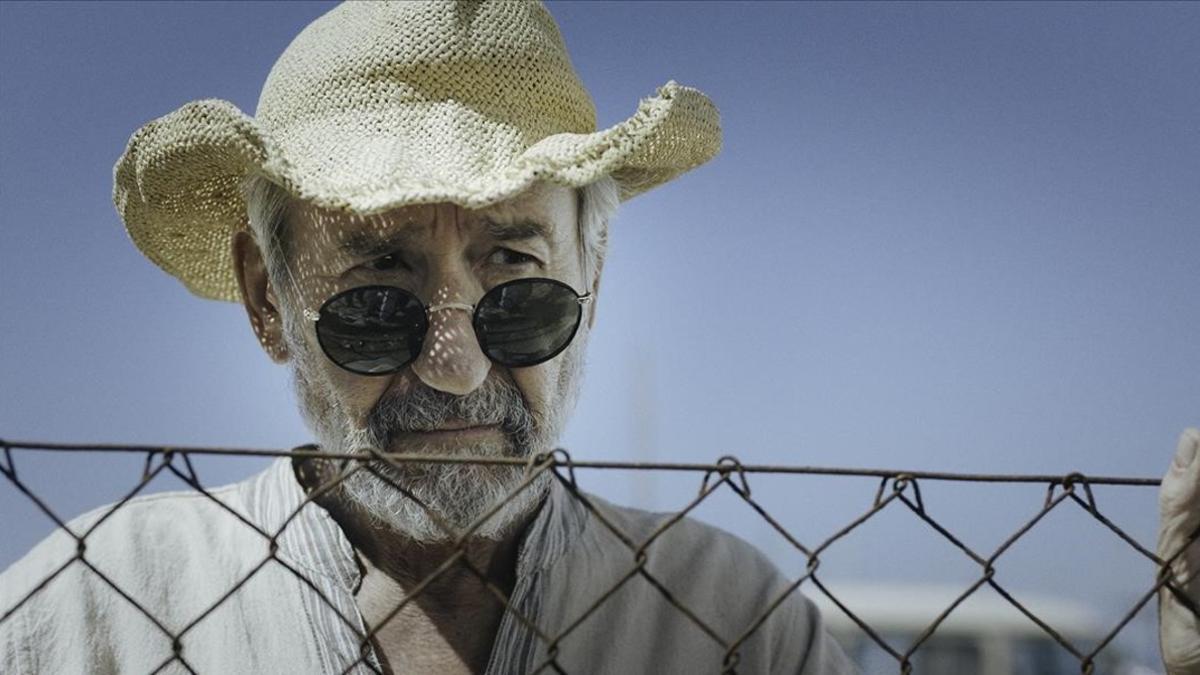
[2,1,1196,663]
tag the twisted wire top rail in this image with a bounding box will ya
[1,439,1160,486]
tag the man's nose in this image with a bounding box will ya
[411,285,491,396]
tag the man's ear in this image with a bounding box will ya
[232,230,289,363]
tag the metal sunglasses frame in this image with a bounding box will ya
[303,277,593,375]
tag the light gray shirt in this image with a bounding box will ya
[1,458,857,674]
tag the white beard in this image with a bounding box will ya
[284,317,586,543]
[334,439,551,542]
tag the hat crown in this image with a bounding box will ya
[256,0,597,144]
[114,0,721,301]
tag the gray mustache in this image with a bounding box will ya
[366,377,535,442]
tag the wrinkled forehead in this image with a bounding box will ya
[286,182,579,258]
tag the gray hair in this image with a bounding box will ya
[241,174,619,298]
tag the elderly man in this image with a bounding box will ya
[1,2,1197,674]
[2,2,853,673]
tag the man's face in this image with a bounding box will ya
[244,182,591,542]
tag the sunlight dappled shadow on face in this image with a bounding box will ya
[262,183,590,542]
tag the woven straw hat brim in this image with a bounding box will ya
[113,81,720,302]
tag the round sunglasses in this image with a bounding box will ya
[307,277,592,375]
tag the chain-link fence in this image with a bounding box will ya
[1,440,1195,674]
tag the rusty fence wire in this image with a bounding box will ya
[1,439,1195,675]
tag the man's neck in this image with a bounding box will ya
[341,505,528,608]
[326,488,535,674]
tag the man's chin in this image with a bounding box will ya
[340,461,552,544]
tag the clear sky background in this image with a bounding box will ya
[1,1,1196,666]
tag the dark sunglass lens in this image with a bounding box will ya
[316,287,426,375]
[475,279,582,367]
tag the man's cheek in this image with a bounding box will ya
[515,370,554,418]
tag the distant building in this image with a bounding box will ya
[810,583,1156,675]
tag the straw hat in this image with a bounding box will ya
[112,0,721,302]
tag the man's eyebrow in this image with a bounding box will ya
[482,217,553,243]
[339,228,417,259]
[337,218,552,258]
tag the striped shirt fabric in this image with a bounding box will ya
[246,457,589,674]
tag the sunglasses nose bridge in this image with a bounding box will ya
[426,301,475,315]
